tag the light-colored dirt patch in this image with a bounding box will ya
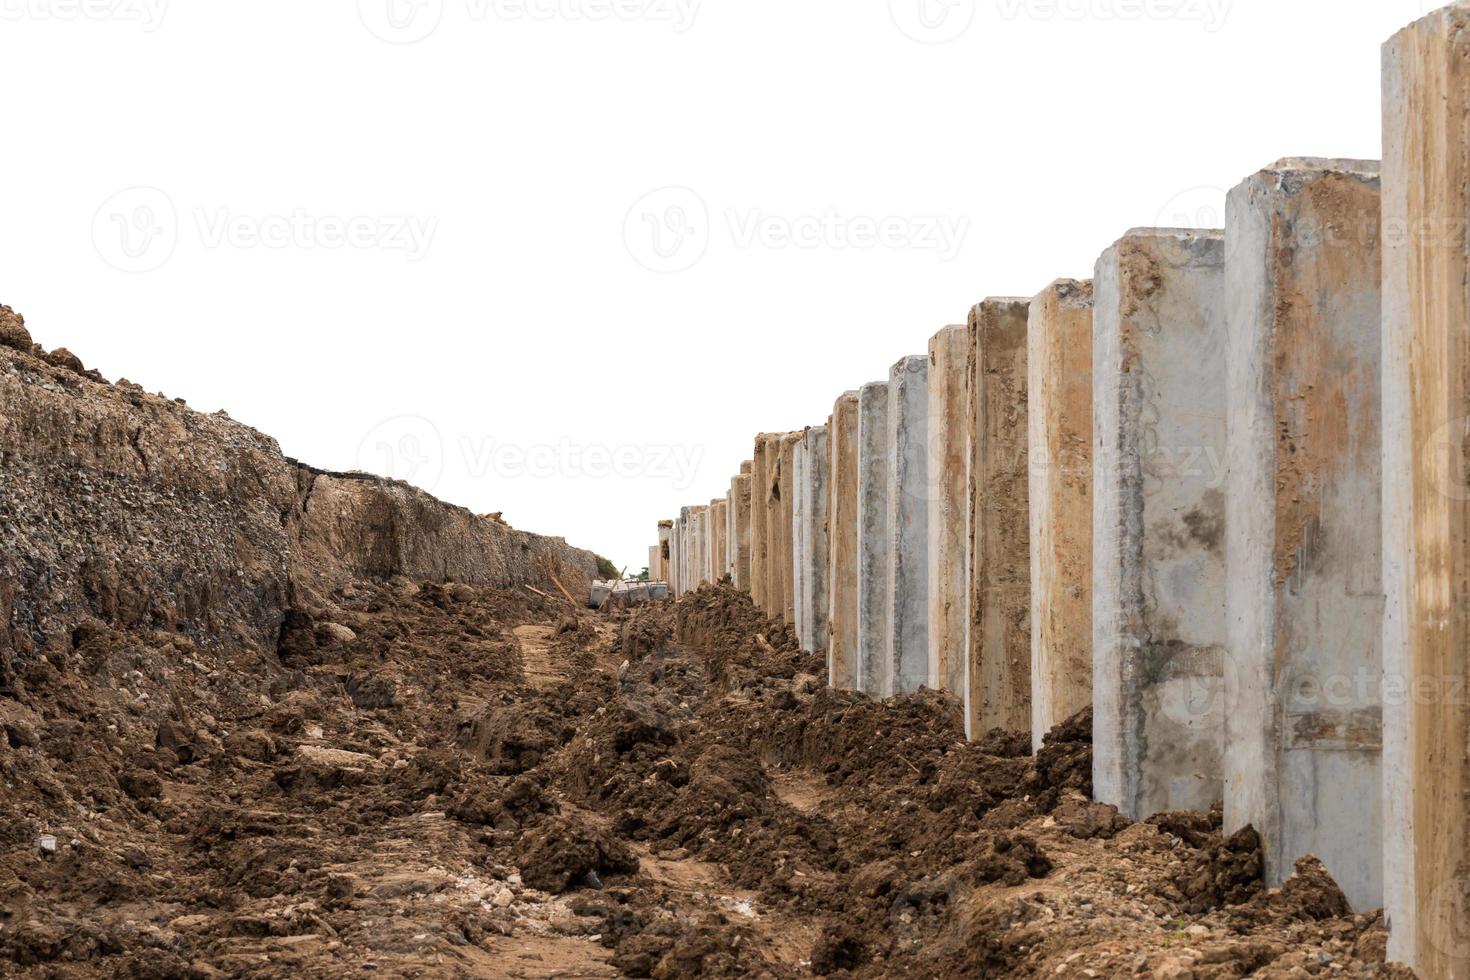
[461,934,617,978]
[515,624,561,689]
[771,769,833,814]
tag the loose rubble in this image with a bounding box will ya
[0,577,1412,977]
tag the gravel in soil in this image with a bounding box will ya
[0,579,1413,978]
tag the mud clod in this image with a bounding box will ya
[0,576,1407,977]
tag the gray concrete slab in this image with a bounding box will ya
[1223,159,1384,912]
[857,381,893,697]
[1092,228,1228,820]
[888,355,932,694]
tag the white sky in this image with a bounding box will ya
[0,0,1433,571]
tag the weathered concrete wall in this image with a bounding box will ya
[928,325,969,700]
[721,493,732,580]
[1382,8,1470,970]
[1223,159,1384,912]
[828,392,861,689]
[966,298,1032,738]
[694,508,706,588]
[750,435,776,614]
[777,432,801,625]
[709,498,728,584]
[657,520,673,584]
[682,511,693,593]
[888,356,932,694]
[683,511,694,592]
[857,381,893,697]
[1029,280,1095,750]
[1092,228,1227,820]
[765,434,791,618]
[723,476,742,581]
[731,469,752,589]
[696,506,706,588]
[793,438,810,643]
[683,507,698,592]
[798,425,831,654]
[683,511,693,596]
[670,513,682,595]
[694,505,710,587]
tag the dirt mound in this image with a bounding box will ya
[2,575,1411,978]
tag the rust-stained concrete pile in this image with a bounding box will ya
[658,6,1470,974]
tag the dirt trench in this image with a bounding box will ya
[1,579,1412,978]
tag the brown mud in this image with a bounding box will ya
[2,580,1412,978]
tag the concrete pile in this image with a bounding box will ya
[656,5,1470,971]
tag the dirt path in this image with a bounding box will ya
[515,624,562,690]
[1,580,1411,978]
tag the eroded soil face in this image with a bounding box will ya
[2,581,1412,978]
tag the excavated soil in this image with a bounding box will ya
[1,580,1414,978]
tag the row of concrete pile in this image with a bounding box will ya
[650,6,1470,975]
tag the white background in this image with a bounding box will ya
[0,0,1432,571]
